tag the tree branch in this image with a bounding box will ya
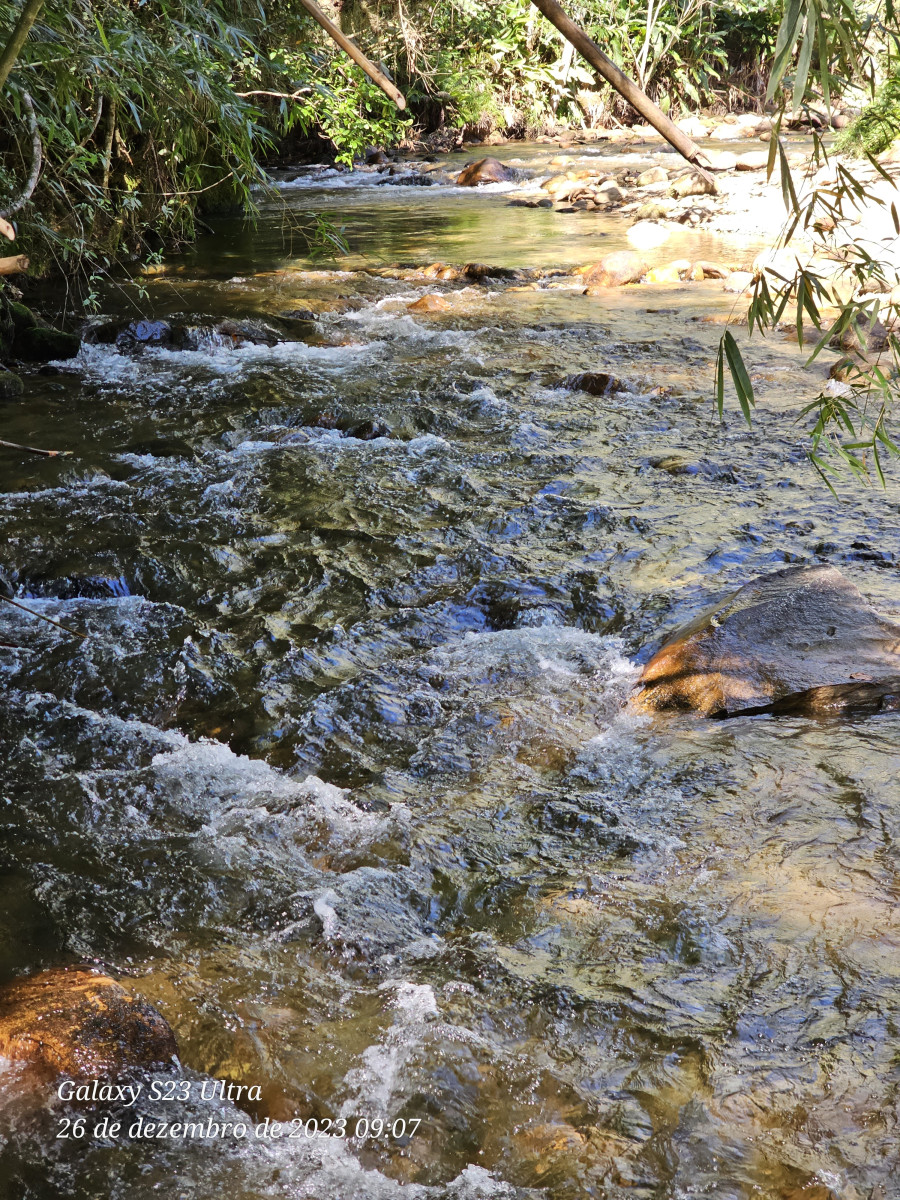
[234,88,314,100]
[0,91,43,217]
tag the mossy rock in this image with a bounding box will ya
[0,370,24,400]
[14,326,80,362]
[7,302,41,334]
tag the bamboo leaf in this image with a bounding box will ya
[768,0,805,98]
[793,16,814,114]
[723,331,756,425]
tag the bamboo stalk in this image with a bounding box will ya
[530,0,717,190]
[0,216,13,240]
[296,0,406,110]
[0,0,45,91]
[0,253,28,274]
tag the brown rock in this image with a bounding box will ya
[634,198,675,221]
[581,250,649,288]
[421,262,460,281]
[407,294,451,313]
[456,156,513,186]
[630,565,900,718]
[723,676,900,719]
[0,968,177,1082]
[557,372,625,395]
[541,173,577,200]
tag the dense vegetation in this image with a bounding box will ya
[0,0,782,288]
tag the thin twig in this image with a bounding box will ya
[0,437,71,457]
[0,594,88,640]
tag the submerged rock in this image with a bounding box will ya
[0,368,24,399]
[631,565,900,718]
[114,319,174,350]
[407,294,451,313]
[462,262,521,281]
[456,156,513,186]
[345,418,391,440]
[87,315,286,353]
[558,371,625,395]
[0,968,177,1082]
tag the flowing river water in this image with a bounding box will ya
[1,139,899,1199]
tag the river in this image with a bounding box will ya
[1,138,899,1199]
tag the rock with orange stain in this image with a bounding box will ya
[421,262,460,281]
[407,294,452,314]
[456,157,513,186]
[0,968,177,1082]
[630,565,900,718]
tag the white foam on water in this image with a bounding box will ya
[406,434,451,455]
[149,740,391,841]
[430,626,637,691]
[65,337,378,391]
[313,890,341,942]
[339,980,439,1120]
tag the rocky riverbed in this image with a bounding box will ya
[1,131,899,1200]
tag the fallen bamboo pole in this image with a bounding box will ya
[0,253,28,274]
[0,217,13,240]
[530,0,717,190]
[0,437,70,456]
[296,0,406,110]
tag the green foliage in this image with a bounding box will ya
[717,1,900,486]
[0,0,275,289]
[836,71,900,157]
[295,63,410,166]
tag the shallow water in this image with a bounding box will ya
[1,139,899,1199]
